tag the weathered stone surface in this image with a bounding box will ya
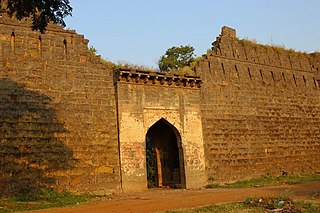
[116,70,207,191]
[198,26,320,183]
[0,16,119,195]
[0,16,319,195]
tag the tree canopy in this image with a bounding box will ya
[158,45,195,72]
[0,0,72,33]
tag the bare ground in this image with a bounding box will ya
[32,181,320,213]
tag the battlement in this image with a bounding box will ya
[115,68,202,88]
[0,14,102,65]
[210,26,320,75]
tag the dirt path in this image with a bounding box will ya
[33,182,320,213]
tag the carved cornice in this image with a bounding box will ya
[115,69,202,88]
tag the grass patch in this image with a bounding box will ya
[237,37,311,57]
[311,192,320,199]
[163,202,257,213]
[244,196,320,213]
[206,173,320,189]
[0,189,95,212]
[161,196,320,213]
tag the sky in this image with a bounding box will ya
[65,0,320,69]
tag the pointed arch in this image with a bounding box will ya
[146,118,186,188]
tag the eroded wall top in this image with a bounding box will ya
[209,26,320,76]
[0,14,104,65]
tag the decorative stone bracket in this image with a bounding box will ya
[115,69,202,88]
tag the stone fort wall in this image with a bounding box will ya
[0,16,120,195]
[0,16,320,195]
[196,27,320,182]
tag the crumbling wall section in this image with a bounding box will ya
[197,26,320,182]
[0,16,119,195]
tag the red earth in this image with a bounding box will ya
[32,181,320,213]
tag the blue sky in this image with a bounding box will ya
[65,0,320,68]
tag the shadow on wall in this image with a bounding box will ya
[0,79,75,196]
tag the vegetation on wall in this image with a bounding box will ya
[90,44,207,76]
[89,46,157,72]
[112,60,157,72]
[237,37,315,59]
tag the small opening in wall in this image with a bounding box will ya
[313,77,317,87]
[235,65,239,78]
[221,63,225,75]
[317,68,319,72]
[260,69,264,80]
[271,71,275,82]
[282,72,286,81]
[10,32,15,53]
[247,68,252,80]
[293,74,297,86]
[63,39,67,57]
[298,60,302,69]
[289,59,293,69]
[207,61,212,74]
[303,75,306,85]
[38,36,42,56]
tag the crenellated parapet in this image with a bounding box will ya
[0,14,103,65]
[209,26,320,74]
[115,68,203,88]
[195,26,320,91]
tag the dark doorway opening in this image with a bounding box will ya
[146,119,185,189]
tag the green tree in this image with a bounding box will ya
[0,0,72,33]
[158,45,195,72]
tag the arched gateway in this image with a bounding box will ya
[116,69,207,191]
[146,118,186,188]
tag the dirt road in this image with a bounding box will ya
[33,182,320,213]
